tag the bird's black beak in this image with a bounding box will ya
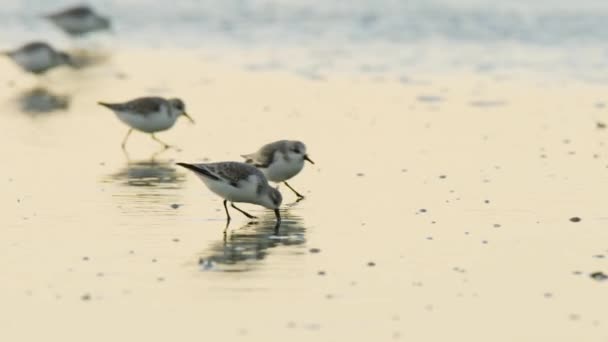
[182,112,195,124]
[274,209,282,230]
[304,155,315,164]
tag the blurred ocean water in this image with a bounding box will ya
[2,0,608,77]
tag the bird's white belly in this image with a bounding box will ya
[116,110,175,133]
[197,175,261,204]
[263,158,304,182]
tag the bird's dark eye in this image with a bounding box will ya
[293,148,301,154]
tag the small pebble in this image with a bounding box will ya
[309,248,321,254]
[367,262,376,267]
[172,238,180,242]
[81,293,91,301]
[170,204,180,209]
[493,224,501,228]
[570,217,581,223]
[356,173,365,177]
[317,271,326,276]
[439,175,447,179]
[590,272,608,281]
[597,122,606,129]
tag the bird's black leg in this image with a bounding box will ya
[151,134,171,149]
[121,128,133,149]
[274,208,282,232]
[223,200,231,223]
[231,203,257,219]
[284,182,305,200]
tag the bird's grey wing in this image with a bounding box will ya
[246,141,288,167]
[213,162,266,187]
[20,42,52,54]
[123,97,165,115]
[49,6,93,19]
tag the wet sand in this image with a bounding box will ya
[1,50,607,341]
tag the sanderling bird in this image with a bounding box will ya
[176,162,283,229]
[2,42,73,74]
[242,140,314,199]
[44,5,110,36]
[97,97,194,149]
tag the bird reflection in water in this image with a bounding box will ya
[198,212,306,272]
[18,87,69,114]
[106,155,185,188]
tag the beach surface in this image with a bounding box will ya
[1,49,607,341]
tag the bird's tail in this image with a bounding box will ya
[176,163,220,181]
[241,154,254,164]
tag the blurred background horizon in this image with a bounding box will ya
[2,0,608,79]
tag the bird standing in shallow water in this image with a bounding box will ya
[44,5,110,37]
[2,42,73,74]
[242,140,314,200]
[176,162,283,230]
[98,97,194,149]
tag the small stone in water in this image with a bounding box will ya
[170,203,180,209]
[570,217,581,223]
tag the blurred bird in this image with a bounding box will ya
[97,97,194,149]
[2,42,73,74]
[242,140,314,199]
[176,162,283,229]
[44,5,110,36]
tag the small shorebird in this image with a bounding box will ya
[97,97,194,149]
[176,162,283,229]
[2,42,73,74]
[242,140,314,199]
[44,5,110,36]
